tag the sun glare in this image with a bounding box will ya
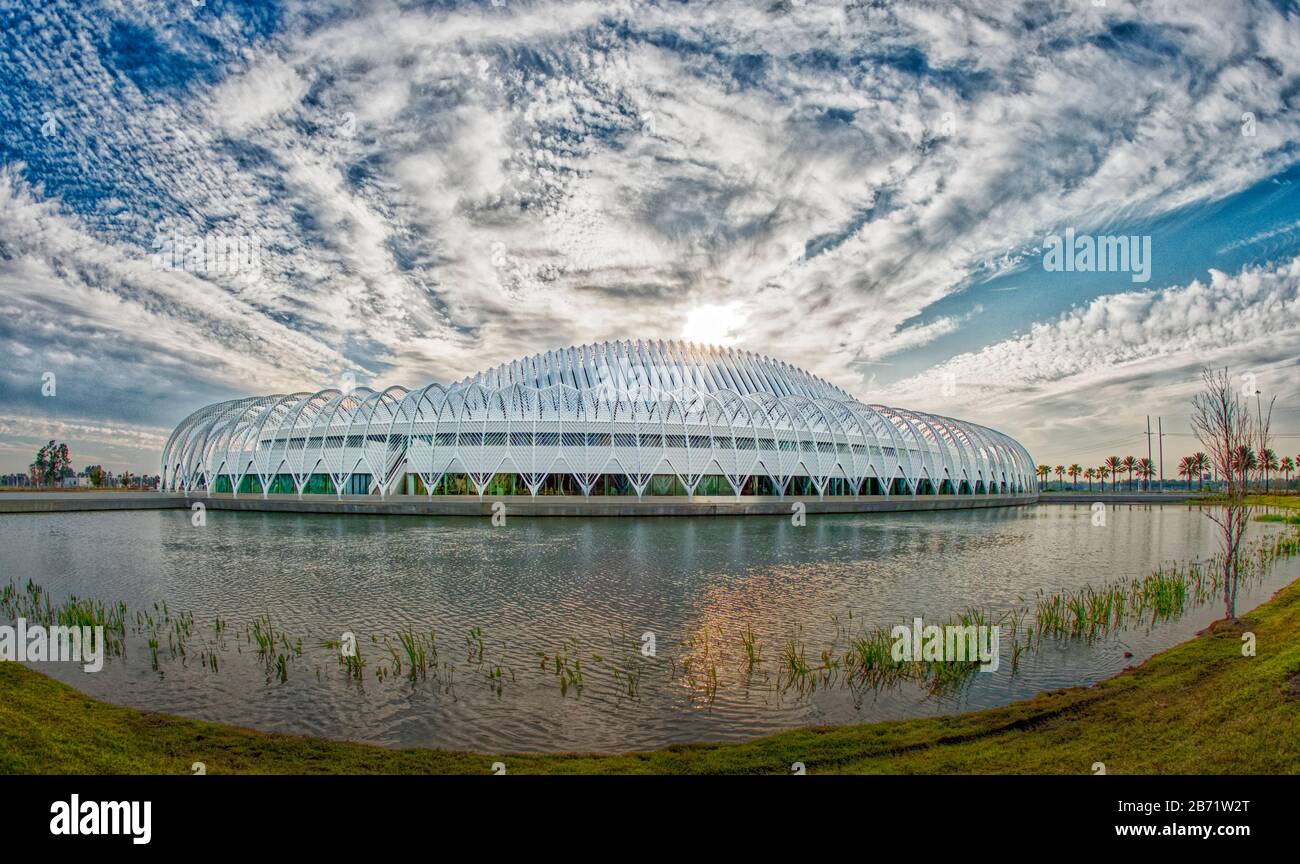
[680,303,747,347]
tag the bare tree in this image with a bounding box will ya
[1189,367,1257,618]
[1190,367,1254,500]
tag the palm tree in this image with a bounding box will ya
[1282,456,1295,490]
[1084,467,1096,491]
[1137,457,1155,490]
[1260,448,1279,492]
[1191,451,1209,491]
[1104,456,1122,492]
[1054,465,1065,490]
[1121,455,1138,491]
[1231,445,1256,489]
[1096,464,1110,492]
[1067,463,1082,490]
[1036,464,1050,489]
[1177,455,1193,488]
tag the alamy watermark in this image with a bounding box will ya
[50,795,150,844]
[592,363,698,404]
[890,616,1000,672]
[152,228,262,278]
[1043,228,1151,283]
[0,618,104,672]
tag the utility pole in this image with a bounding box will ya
[1158,416,1164,494]
[1146,416,1153,493]
[1256,389,1263,493]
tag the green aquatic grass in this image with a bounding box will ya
[3,575,1298,774]
[539,638,585,696]
[740,622,760,672]
[396,627,437,681]
[1257,513,1300,525]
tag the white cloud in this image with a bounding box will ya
[197,0,1300,393]
[209,57,308,132]
[880,257,1300,463]
[0,168,356,415]
[859,312,973,363]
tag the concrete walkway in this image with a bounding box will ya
[0,492,190,513]
[1,491,1038,517]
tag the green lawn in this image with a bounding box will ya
[4,577,1299,774]
[1246,494,1300,508]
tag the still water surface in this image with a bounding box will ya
[1,503,1294,752]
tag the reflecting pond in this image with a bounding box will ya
[0,503,1295,752]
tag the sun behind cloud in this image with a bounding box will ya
[681,303,747,347]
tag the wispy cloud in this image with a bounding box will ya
[881,256,1300,462]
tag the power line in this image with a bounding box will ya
[1163,431,1300,437]
[1054,434,1146,456]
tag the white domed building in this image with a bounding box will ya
[160,341,1036,501]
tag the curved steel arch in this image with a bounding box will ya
[160,341,1038,500]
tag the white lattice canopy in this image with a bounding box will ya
[160,340,1037,499]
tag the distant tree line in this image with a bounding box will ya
[1,440,159,489]
[1035,448,1296,492]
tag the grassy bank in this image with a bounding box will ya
[1246,494,1300,508]
[3,573,1299,774]
[1191,493,1300,507]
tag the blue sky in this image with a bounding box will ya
[2,0,1300,474]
